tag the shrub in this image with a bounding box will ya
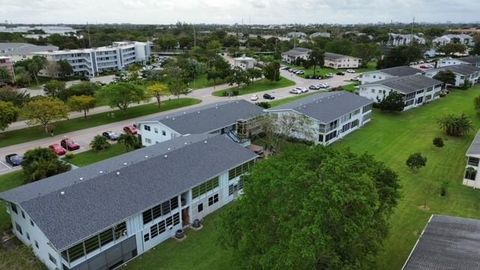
[232,90,239,96]
[433,137,444,148]
[438,113,473,137]
[90,135,111,151]
[406,153,427,171]
[440,180,449,197]
[64,153,75,160]
[256,102,271,109]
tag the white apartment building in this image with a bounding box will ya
[388,33,426,46]
[464,132,480,189]
[433,34,475,47]
[437,56,480,68]
[34,41,152,77]
[360,66,421,85]
[324,52,361,69]
[281,47,311,64]
[233,56,256,70]
[424,64,480,87]
[0,134,257,270]
[267,91,373,145]
[359,74,443,111]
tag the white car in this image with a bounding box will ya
[319,83,329,88]
[346,69,356,73]
[298,87,308,93]
[289,88,302,94]
[250,94,259,101]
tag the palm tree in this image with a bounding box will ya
[118,134,141,151]
[438,113,473,137]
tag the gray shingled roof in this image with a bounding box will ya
[435,64,480,76]
[0,43,59,55]
[377,66,421,77]
[270,91,372,123]
[0,135,257,251]
[282,47,312,56]
[324,52,358,60]
[144,100,264,135]
[404,215,480,270]
[459,56,480,65]
[368,74,442,94]
[466,131,480,156]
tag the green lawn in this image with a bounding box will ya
[342,82,359,92]
[189,74,225,90]
[65,143,129,167]
[0,98,201,148]
[0,171,27,232]
[269,92,319,107]
[287,61,376,78]
[212,77,295,97]
[126,209,233,270]
[333,87,480,269]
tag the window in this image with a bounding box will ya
[325,131,337,142]
[27,233,30,240]
[465,167,477,180]
[192,177,220,198]
[228,160,255,180]
[351,120,359,128]
[468,157,479,166]
[144,233,150,242]
[30,220,34,227]
[362,104,373,113]
[21,211,25,219]
[113,222,127,240]
[198,203,203,212]
[49,254,57,265]
[143,196,179,224]
[173,213,180,225]
[15,222,22,235]
[154,128,158,133]
[162,131,166,136]
[341,123,351,133]
[318,134,324,142]
[34,241,39,249]
[144,125,151,131]
[158,220,166,234]
[145,138,152,144]
[150,224,158,238]
[11,203,17,214]
[405,99,414,106]
[371,89,375,93]
[416,97,424,104]
[84,235,100,254]
[208,194,219,206]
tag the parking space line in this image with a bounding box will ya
[0,161,11,172]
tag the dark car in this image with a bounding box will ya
[336,72,345,76]
[5,154,22,167]
[60,138,80,151]
[102,131,120,141]
[263,93,275,100]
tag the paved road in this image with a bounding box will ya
[0,70,357,175]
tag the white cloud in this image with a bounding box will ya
[0,0,478,24]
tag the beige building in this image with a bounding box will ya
[324,52,361,69]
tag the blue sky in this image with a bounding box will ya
[1,0,479,24]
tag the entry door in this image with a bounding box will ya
[182,207,190,227]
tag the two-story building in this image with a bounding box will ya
[0,134,257,270]
[359,66,421,85]
[437,56,480,68]
[233,56,256,70]
[324,52,361,69]
[267,91,373,145]
[136,100,265,147]
[424,64,480,87]
[281,47,311,64]
[463,132,480,188]
[359,74,443,111]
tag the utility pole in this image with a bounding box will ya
[192,24,196,48]
[87,22,92,48]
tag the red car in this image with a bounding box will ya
[49,144,67,156]
[60,138,80,151]
[123,125,138,135]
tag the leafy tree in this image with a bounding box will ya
[406,153,427,171]
[353,43,381,67]
[218,146,400,270]
[0,86,30,106]
[59,81,100,101]
[168,78,189,99]
[377,45,423,69]
[438,43,467,56]
[0,68,12,84]
[118,134,141,151]
[0,101,18,131]
[147,83,169,107]
[471,36,480,55]
[22,97,69,133]
[227,67,249,88]
[474,95,480,114]
[433,137,444,148]
[206,56,231,87]
[433,70,456,86]
[22,147,71,182]
[58,60,73,78]
[376,91,405,112]
[263,61,281,82]
[68,95,96,118]
[246,68,263,84]
[325,39,354,55]
[90,135,111,151]
[308,47,325,76]
[438,113,473,137]
[44,80,66,98]
[24,55,47,84]
[257,114,314,151]
[255,101,271,109]
[96,82,148,111]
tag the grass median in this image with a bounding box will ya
[212,77,295,97]
[0,98,201,148]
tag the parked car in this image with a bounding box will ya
[290,88,302,94]
[102,131,120,141]
[60,138,80,151]
[420,64,434,69]
[336,72,345,76]
[263,93,275,100]
[5,154,22,167]
[309,84,321,90]
[123,125,138,135]
[300,87,308,93]
[250,94,259,101]
[295,70,305,75]
[49,144,67,156]
[346,69,356,73]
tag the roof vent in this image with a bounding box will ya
[204,140,208,144]
[116,171,120,176]
[197,111,201,114]
[123,162,128,166]
[164,154,168,158]
[99,170,104,174]
[172,117,175,120]
[60,191,65,196]
[145,155,149,159]
[184,142,188,145]
[167,147,171,150]
[183,112,186,114]
[79,177,84,181]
